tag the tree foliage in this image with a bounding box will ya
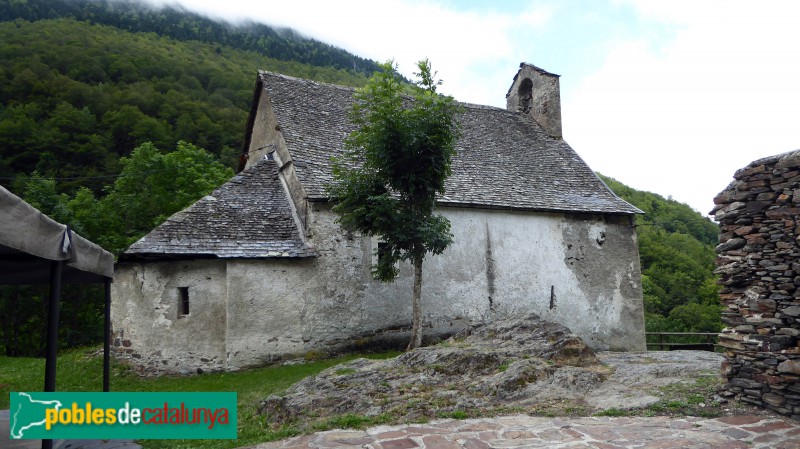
[0,2,382,358]
[79,141,235,255]
[329,60,462,349]
[598,174,722,336]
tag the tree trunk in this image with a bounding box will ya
[406,254,424,351]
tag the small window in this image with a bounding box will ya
[370,236,390,267]
[377,242,390,265]
[178,287,190,317]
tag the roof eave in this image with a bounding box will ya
[309,196,642,215]
[118,251,317,263]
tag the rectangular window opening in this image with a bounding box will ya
[377,241,389,265]
[178,287,190,317]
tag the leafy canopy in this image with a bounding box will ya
[328,60,462,280]
[16,141,233,257]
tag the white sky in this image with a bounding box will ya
[154,0,800,216]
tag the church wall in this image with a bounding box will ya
[438,207,644,351]
[224,258,317,369]
[111,206,645,374]
[295,204,645,353]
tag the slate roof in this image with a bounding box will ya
[124,70,640,260]
[254,71,641,215]
[120,159,315,261]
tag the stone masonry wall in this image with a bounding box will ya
[712,150,800,419]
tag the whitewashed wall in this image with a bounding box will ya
[112,204,645,373]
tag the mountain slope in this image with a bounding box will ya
[0,18,370,193]
[0,0,382,76]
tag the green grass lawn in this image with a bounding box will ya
[1,346,400,449]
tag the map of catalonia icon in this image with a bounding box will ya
[10,392,63,439]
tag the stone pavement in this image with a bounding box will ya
[247,415,800,449]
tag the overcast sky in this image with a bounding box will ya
[151,0,799,216]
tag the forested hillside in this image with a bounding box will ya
[0,18,371,195]
[0,7,377,356]
[599,175,722,335]
[0,0,382,76]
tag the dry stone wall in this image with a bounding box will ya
[712,150,800,419]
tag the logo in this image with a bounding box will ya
[9,392,237,440]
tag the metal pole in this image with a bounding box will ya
[42,260,62,449]
[103,278,111,392]
[44,260,62,391]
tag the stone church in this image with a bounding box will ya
[112,63,646,373]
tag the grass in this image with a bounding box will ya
[594,407,628,417]
[3,350,761,447]
[0,346,401,449]
[592,373,725,419]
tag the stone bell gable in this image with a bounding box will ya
[506,62,562,138]
[112,63,646,374]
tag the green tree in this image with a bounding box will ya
[96,141,234,254]
[328,60,462,350]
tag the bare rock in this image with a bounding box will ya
[257,313,604,427]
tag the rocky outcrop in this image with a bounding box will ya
[257,314,724,427]
[258,314,602,425]
[712,150,800,419]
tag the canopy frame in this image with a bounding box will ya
[0,186,114,449]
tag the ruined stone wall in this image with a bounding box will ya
[712,150,800,419]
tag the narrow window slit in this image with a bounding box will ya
[178,287,190,317]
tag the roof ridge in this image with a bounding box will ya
[258,70,357,93]
[259,70,517,116]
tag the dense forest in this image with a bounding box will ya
[0,2,377,356]
[0,18,371,195]
[0,0,383,76]
[0,0,721,357]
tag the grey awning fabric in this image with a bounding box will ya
[0,186,114,285]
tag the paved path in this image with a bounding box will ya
[247,415,800,449]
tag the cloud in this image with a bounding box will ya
[563,0,800,214]
[159,0,552,106]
